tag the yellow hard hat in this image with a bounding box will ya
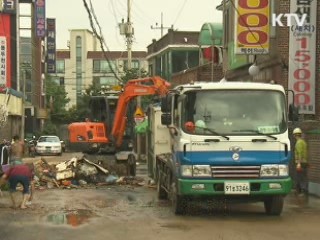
[293,127,302,135]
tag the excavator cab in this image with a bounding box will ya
[68,121,109,154]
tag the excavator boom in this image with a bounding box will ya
[111,76,170,147]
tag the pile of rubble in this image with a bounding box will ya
[32,156,146,190]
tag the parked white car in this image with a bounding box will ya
[35,135,62,156]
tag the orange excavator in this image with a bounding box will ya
[111,76,170,148]
[68,76,170,156]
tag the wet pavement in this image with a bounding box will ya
[1,154,320,240]
[46,209,96,227]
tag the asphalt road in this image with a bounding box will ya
[1,152,320,240]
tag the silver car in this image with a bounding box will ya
[35,135,62,156]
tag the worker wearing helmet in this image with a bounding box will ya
[293,127,308,196]
[195,120,206,133]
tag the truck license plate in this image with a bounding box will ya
[224,182,250,194]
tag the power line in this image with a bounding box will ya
[172,0,188,26]
[82,0,123,84]
[109,0,128,48]
[151,12,174,37]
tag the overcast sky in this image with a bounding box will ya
[45,0,222,51]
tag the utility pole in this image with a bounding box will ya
[126,0,133,70]
[119,0,133,65]
[126,0,142,162]
[151,12,174,37]
[21,68,26,141]
[120,0,144,161]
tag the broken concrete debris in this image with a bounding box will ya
[32,155,145,190]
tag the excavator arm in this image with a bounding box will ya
[111,76,170,147]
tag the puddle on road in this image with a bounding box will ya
[46,209,96,227]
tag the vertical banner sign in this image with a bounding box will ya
[288,0,316,114]
[235,0,270,54]
[0,14,11,88]
[46,18,56,74]
[0,37,6,88]
[35,0,46,38]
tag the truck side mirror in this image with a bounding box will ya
[288,104,299,122]
[161,113,172,125]
[161,96,171,112]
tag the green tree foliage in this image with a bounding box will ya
[41,121,58,135]
[68,84,102,122]
[45,76,70,124]
[121,68,148,84]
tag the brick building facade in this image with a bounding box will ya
[277,0,320,196]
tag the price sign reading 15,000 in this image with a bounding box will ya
[293,37,311,105]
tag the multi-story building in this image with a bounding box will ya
[0,0,45,140]
[147,29,201,82]
[51,29,148,109]
[147,26,224,86]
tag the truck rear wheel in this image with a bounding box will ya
[171,182,187,215]
[157,166,168,199]
[264,196,284,216]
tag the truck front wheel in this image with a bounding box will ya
[171,182,187,215]
[264,196,284,216]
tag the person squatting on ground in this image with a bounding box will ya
[293,127,309,196]
[0,162,33,209]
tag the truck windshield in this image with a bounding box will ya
[181,89,287,136]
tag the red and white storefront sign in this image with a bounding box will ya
[288,0,317,114]
[0,37,6,88]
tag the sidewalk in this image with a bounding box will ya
[286,190,320,210]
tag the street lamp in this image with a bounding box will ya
[249,55,260,77]
[249,63,260,76]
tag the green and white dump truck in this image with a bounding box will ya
[147,80,296,215]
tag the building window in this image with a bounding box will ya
[56,60,65,73]
[100,76,117,86]
[93,60,115,73]
[76,36,82,101]
[76,36,82,47]
[93,60,100,73]
[124,60,140,70]
[93,76,118,87]
[101,60,115,73]
[51,76,64,86]
[76,36,82,62]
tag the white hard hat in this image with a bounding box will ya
[195,120,206,128]
[293,127,302,135]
